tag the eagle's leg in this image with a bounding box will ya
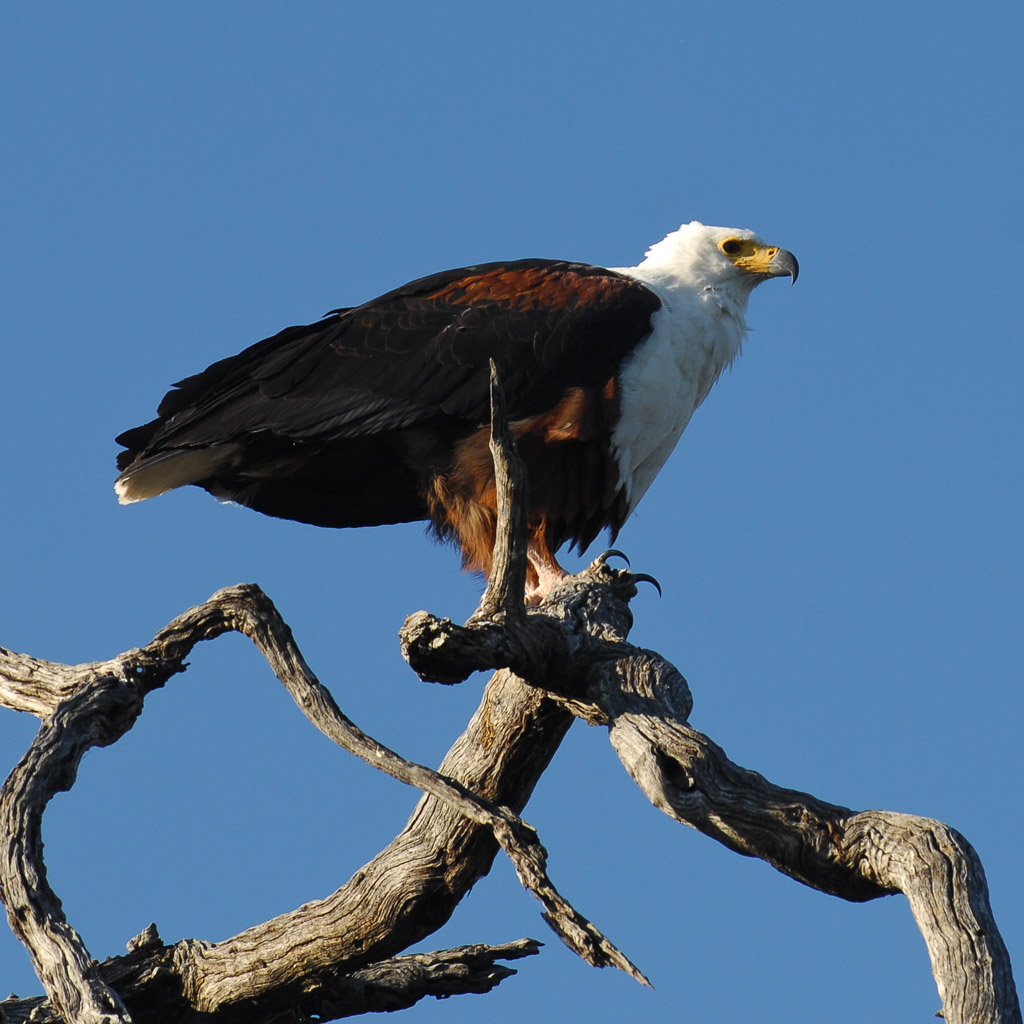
[524,529,569,604]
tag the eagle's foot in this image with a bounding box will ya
[584,551,662,597]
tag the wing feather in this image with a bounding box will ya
[118,259,660,460]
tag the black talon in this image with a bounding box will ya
[596,549,631,567]
[632,573,662,597]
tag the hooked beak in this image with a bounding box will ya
[736,246,799,284]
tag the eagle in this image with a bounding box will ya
[115,221,797,598]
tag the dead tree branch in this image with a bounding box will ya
[0,368,1018,1022]
[403,587,1020,1023]
[0,567,648,1022]
[0,938,543,1024]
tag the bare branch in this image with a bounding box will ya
[0,574,649,1020]
[404,574,1021,1024]
[0,940,542,1024]
[608,713,1020,1022]
[0,647,153,719]
[1,670,153,1023]
[0,354,1016,1021]
[471,360,529,625]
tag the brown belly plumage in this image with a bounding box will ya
[425,380,628,586]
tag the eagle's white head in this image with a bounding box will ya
[629,220,798,309]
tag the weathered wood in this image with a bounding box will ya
[0,940,543,1024]
[0,376,646,1021]
[406,583,1021,1024]
[0,368,1017,1022]
[605,697,1019,1023]
[0,574,649,1021]
[0,657,172,1024]
[0,648,146,718]
[471,360,529,626]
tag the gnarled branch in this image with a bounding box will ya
[0,368,1018,1023]
[403,568,1021,1024]
[0,569,651,1022]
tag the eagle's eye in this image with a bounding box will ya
[720,239,743,256]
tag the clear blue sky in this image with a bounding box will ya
[2,3,1021,1020]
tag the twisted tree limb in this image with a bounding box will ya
[0,937,543,1024]
[402,587,1020,1022]
[0,564,650,1022]
[0,370,645,1021]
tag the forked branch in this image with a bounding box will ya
[0,369,1018,1023]
[0,568,650,1021]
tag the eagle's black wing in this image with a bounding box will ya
[115,259,661,528]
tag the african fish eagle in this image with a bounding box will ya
[115,221,797,597]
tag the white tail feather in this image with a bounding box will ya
[115,445,240,504]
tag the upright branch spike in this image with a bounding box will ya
[471,361,530,623]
